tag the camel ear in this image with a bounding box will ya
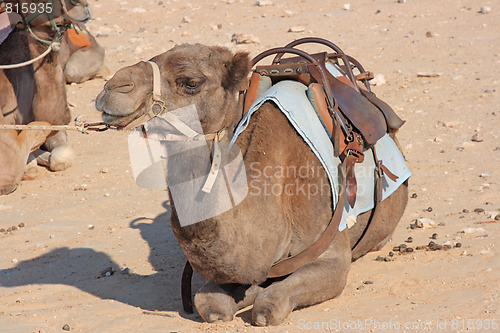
[223,52,250,92]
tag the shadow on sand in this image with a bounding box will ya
[0,200,203,321]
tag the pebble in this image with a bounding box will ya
[100,167,109,174]
[343,3,351,11]
[471,133,484,142]
[0,204,12,212]
[431,233,438,240]
[417,72,443,77]
[460,227,486,234]
[376,256,385,261]
[397,0,406,3]
[455,242,462,248]
[181,16,191,23]
[363,280,374,285]
[413,218,437,229]
[62,324,70,331]
[463,209,470,213]
[406,237,413,243]
[474,208,485,213]
[181,31,192,37]
[479,6,491,14]
[370,73,386,86]
[288,26,305,33]
[411,193,418,198]
[231,33,260,44]
[256,0,273,6]
[442,120,459,128]
[426,207,433,212]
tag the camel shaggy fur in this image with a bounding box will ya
[96,44,408,326]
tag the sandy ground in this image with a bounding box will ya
[1,0,499,332]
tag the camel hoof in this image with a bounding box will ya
[252,291,291,326]
[194,292,235,323]
[49,144,74,171]
[22,154,39,180]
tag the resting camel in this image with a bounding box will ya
[0,0,102,194]
[96,44,408,326]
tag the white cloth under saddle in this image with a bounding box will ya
[231,80,411,231]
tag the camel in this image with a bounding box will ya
[96,43,408,326]
[60,23,107,84]
[0,0,101,194]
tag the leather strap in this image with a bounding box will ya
[181,261,194,314]
[267,156,349,278]
[243,72,261,115]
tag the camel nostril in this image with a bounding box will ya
[107,82,135,94]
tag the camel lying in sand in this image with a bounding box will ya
[0,0,103,195]
[96,44,408,326]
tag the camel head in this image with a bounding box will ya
[96,44,250,134]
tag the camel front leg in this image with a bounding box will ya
[194,280,263,323]
[252,230,351,326]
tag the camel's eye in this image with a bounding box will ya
[177,77,206,94]
[185,81,199,89]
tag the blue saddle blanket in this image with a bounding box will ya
[231,80,411,231]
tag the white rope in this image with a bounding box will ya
[0,44,53,69]
[0,123,79,131]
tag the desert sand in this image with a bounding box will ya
[0,0,499,332]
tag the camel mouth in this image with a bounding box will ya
[101,105,145,127]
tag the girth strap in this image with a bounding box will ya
[267,154,349,278]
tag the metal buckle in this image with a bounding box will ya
[151,100,166,116]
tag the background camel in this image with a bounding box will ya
[96,44,408,326]
[0,0,104,194]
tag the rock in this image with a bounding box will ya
[256,0,273,6]
[417,72,442,77]
[283,10,295,17]
[479,173,491,178]
[479,6,491,14]
[431,233,438,240]
[181,16,191,23]
[471,133,483,142]
[343,3,351,11]
[363,280,374,285]
[288,26,305,33]
[62,324,70,331]
[370,73,386,86]
[474,208,485,213]
[398,0,406,3]
[425,31,439,38]
[181,31,192,37]
[231,33,260,44]
[414,218,436,229]
[459,227,486,234]
[130,7,146,13]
